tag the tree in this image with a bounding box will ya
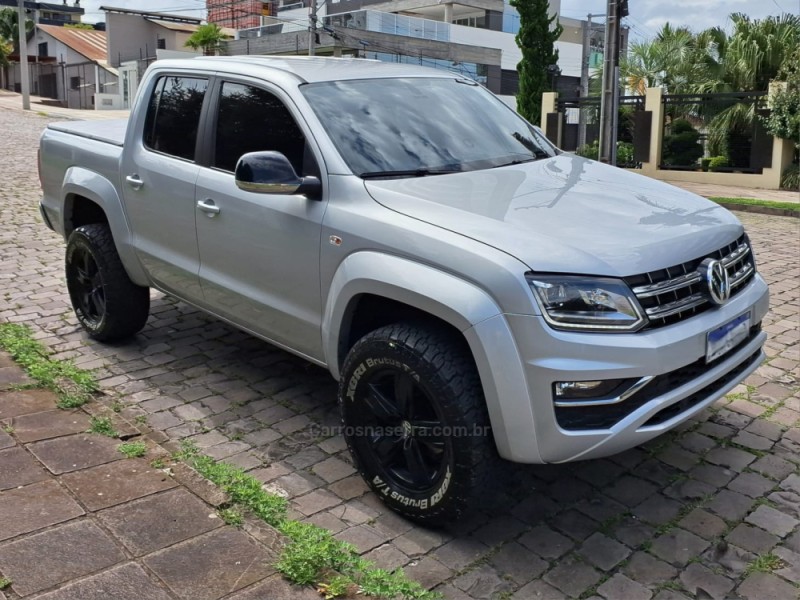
[184,23,228,56]
[662,119,703,166]
[510,0,562,124]
[761,46,800,147]
[0,38,10,67]
[0,7,33,50]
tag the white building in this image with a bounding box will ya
[227,0,612,106]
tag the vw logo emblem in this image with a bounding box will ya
[701,258,730,305]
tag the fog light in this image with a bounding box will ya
[554,381,605,397]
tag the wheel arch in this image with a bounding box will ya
[322,252,502,379]
[61,167,149,286]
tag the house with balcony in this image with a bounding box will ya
[217,0,619,107]
[0,0,84,26]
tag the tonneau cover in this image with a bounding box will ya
[47,119,128,147]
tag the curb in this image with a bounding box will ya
[712,201,800,218]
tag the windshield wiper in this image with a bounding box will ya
[359,168,461,179]
[491,157,539,169]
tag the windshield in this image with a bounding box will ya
[300,77,558,178]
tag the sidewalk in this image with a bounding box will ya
[668,180,799,203]
[0,352,316,600]
[0,91,129,121]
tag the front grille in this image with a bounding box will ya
[555,322,761,431]
[625,235,755,330]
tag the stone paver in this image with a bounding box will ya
[0,446,49,490]
[60,458,177,511]
[0,520,124,596]
[28,433,123,474]
[30,563,173,600]
[0,389,61,419]
[0,480,84,542]
[1,104,799,599]
[143,528,274,600]
[97,488,223,556]
[4,409,90,443]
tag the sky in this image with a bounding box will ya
[82,0,800,34]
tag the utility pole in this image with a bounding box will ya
[578,13,600,148]
[308,0,317,56]
[17,0,30,110]
[598,0,628,165]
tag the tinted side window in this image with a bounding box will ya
[213,82,311,175]
[143,76,208,161]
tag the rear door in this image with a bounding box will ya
[120,73,210,301]
[194,78,328,360]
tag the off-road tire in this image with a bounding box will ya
[65,224,149,341]
[339,322,494,524]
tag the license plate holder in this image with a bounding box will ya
[706,312,751,363]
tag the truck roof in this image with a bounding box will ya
[158,55,460,84]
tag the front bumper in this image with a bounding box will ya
[469,273,769,464]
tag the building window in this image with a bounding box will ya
[157,38,166,50]
[38,42,48,57]
[70,76,81,90]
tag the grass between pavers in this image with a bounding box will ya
[118,440,147,458]
[89,415,118,438]
[709,197,800,213]
[0,576,11,590]
[0,323,96,409]
[175,442,439,600]
[745,552,786,576]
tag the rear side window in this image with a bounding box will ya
[143,76,208,161]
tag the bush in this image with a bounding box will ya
[575,140,634,165]
[576,140,599,159]
[781,164,799,190]
[616,141,635,166]
[663,119,703,167]
[701,157,712,172]
[708,156,729,171]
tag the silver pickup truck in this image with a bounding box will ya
[39,56,769,523]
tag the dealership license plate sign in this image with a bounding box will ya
[706,312,751,363]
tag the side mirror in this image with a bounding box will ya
[234,151,321,199]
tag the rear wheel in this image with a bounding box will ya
[65,224,149,341]
[339,322,494,523]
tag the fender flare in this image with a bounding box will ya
[322,251,503,378]
[61,167,149,286]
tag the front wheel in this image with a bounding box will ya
[339,323,495,524]
[65,224,150,341]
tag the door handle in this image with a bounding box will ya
[197,199,221,216]
[125,174,144,190]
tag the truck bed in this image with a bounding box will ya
[47,119,128,147]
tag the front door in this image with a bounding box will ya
[120,74,209,301]
[195,80,327,360]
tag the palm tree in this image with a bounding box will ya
[184,23,228,56]
[692,14,800,159]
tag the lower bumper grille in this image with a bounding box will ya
[555,322,762,431]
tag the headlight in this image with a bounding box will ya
[527,274,647,332]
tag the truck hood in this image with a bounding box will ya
[364,154,743,276]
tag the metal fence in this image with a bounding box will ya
[1,60,118,110]
[660,91,771,174]
[555,94,648,168]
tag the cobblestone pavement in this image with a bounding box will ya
[2,109,799,600]
[0,356,317,600]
